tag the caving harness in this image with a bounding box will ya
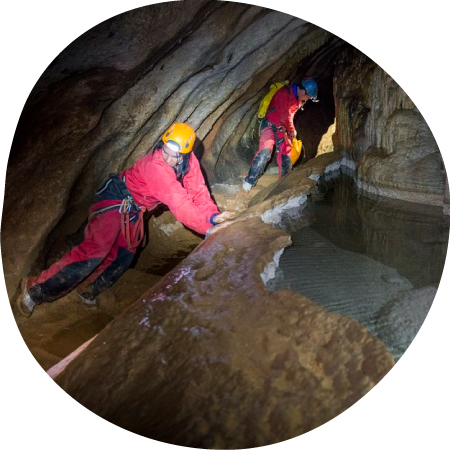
[118,190,145,250]
[258,116,285,154]
[88,174,145,250]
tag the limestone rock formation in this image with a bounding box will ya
[333,47,446,204]
[43,151,394,446]
[317,119,335,155]
[55,218,394,448]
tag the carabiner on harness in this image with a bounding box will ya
[119,195,135,215]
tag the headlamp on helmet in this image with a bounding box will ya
[162,123,196,154]
[301,78,319,102]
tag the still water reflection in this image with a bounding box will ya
[270,176,448,361]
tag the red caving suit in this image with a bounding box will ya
[245,85,303,185]
[27,150,219,304]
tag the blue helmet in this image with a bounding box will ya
[301,78,319,102]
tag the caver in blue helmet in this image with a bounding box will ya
[301,78,319,102]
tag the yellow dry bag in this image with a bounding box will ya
[291,138,302,165]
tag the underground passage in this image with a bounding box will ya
[1,1,449,448]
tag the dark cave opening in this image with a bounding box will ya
[295,71,335,162]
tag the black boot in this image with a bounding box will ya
[16,279,36,318]
[244,148,271,187]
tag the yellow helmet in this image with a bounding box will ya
[161,123,196,154]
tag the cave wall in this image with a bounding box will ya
[333,46,446,203]
[2,1,334,297]
[7,2,443,301]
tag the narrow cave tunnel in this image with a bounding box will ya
[2,1,449,448]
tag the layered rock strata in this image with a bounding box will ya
[2,1,335,300]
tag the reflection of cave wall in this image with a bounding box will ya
[312,178,449,288]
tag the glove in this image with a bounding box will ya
[205,221,233,238]
[211,211,236,224]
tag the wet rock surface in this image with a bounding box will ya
[7,125,444,447]
[55,218,394,448]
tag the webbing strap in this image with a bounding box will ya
[259,118,286,153]
[88,204,121,221]
[259,117,285,134]
[121,209,145,250]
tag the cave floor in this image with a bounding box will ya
[15,269,162,370]
[15,172,280,371]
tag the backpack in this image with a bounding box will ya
[257,80,289,119]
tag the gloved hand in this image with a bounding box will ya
[212,211,236,224]
[206,220,233,238]
[287,130,297,140]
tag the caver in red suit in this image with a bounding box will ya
[244,80,317,188]
[18,123,233,317]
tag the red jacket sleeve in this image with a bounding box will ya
[287,97,302,133]
[141,155,217,235]
[182,153,220,222]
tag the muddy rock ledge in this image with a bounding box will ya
[55,160,394,448]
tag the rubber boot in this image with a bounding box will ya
[16,279,36,318]
[78,292,98,308]
[244,148,271,187]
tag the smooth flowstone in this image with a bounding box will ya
[55,219,394,448]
